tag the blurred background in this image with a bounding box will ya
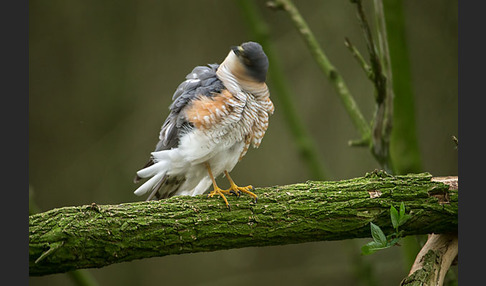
[29,0,457,285]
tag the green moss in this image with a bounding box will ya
[29,173,457,276]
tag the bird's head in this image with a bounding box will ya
[230,42,269,83]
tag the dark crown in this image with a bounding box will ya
[233,42,269,82]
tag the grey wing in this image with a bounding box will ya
[134,63,224,183]
[157,63,223,150]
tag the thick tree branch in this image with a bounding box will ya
[29,172,457,276]
[401,177,459,286]
[401,234,458,286]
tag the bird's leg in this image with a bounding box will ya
[205,163,231,210]
[223,171,258,203]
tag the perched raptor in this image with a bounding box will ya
[133,41,274,209]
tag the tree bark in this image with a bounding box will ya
[400,233,458,286]
[401,176,459,286]
[29,172,457,276]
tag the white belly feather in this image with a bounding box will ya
[134,129,245,197]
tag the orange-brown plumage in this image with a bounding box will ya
[134,42,273,207]
[185,89,234,129]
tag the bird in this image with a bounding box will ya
[133,41,274,209]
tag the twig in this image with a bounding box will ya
[35,241,65,264]
[373,0,393,90]
[373,0,425,271]
[236,0,329,180]
[344,37,374,81]
[267,0,395,172]
[382,0,422,174]
[452,135,458,149]
[352,0,394,172]
[373,0,395,172]
[267,0,371,142]
[354,0,386,104]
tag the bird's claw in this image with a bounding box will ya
[207,182,257,210]
[229,189,242,197]
[207,188,231,210]
[226,184,257,203]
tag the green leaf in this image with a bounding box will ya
[397,202,411,227]
[370,222,387,247]
[361,242,378,255]
[390,205,399,229]
[398,214,411,227]
[399,202,406,218]
[361,241,390,255]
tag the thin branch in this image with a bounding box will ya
[236,0,329,180]
[373,0,394,88]
[267,0,371,142]
[352,0,394,172]
[382,0,422,174]
[371,0,424,273]
[344,37,374,81]
[452,135,458,149]
[354,0,386,104]
[372,0,395,172]
[30,173,457,276]
[401,234,458,286]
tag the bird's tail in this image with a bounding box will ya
[133,150,186,200]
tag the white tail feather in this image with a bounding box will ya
[136,160,169,178]
[133,172,165,196]
[151,150,172,160]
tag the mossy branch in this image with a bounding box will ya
[30,172,457,276]
[30,186,100,286]
[401,177,459,286]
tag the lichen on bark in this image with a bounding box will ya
[29,172,457,276]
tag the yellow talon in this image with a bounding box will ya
[205,163,231,210]
[207,187,231,210]
[224,171,258,203]
[205,163,258,210]
[207,188,231,197]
